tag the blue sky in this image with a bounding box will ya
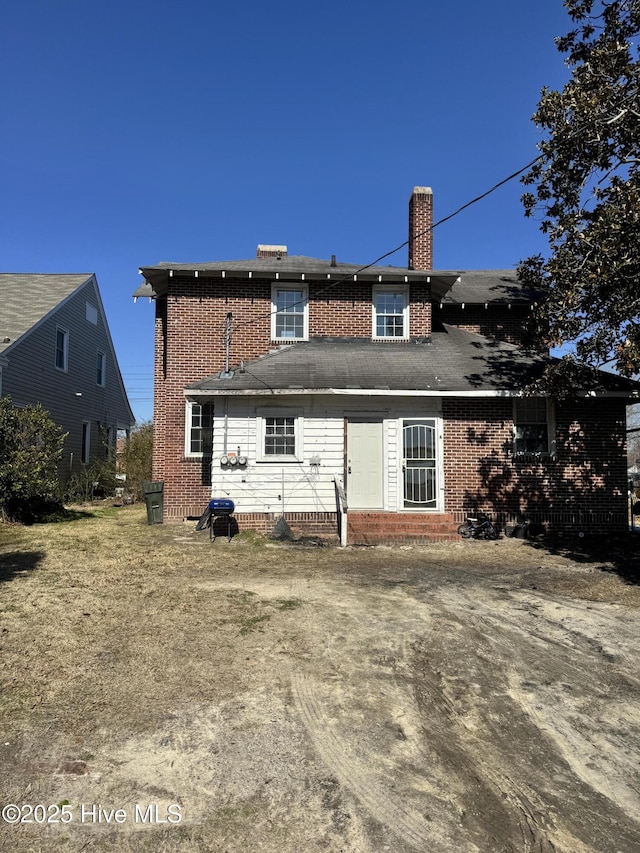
[1,0,572,423]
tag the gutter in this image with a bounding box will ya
[184,387,640,400]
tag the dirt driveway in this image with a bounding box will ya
[0,507,639,852]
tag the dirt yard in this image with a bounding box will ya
[0,506,639,853]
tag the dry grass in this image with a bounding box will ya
[1,508,638,739]
[1,505,639,852]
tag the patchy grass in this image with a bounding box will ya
[1,505,640,852]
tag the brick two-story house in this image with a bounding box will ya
[135,188,639,542]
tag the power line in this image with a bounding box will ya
[231,154,543,334]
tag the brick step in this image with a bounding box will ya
[348,533,460,544]
[346,512,459,544]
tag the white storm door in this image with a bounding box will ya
[402,419,438,509]
[346,420,383,509]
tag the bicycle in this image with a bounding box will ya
[457,512,500,540]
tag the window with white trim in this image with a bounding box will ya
[55,327,69,371]
[271,284,308,341]
[373,287,409,339]
[257,412,302,461]
[513,398,554,456]
[186,402,213,456]
[96,351,106,386]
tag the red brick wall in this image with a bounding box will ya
[153,275,432,519]
[443,397,628,531]
[153,273,628,532]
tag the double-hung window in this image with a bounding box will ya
[513,398,554,456]
[265,417,296,456]
[186,402,213,456]
[373,287,409,339]
[55,327,69,371]
[257,412,302,461]
[271,284,308,341]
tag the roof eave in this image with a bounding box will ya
[184,387,640,399]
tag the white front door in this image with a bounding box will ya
[346,420,383,509]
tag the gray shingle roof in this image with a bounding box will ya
[134,256,537,304]
[438,270,542,304]
[185,327,640,397]
[0,273,93,355]
[134,255,440,299]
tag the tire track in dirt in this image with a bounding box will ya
[291,670,453,852]
[425,584,640,822]
[409,622,566,853]
[288,569,640,852]
[410,588,640,853]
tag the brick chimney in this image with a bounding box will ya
[408,187,433,270]
[257,244,288,259]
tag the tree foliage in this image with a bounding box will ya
[519,0,640,384]
[120,421,153,501]
[0,397,67,522]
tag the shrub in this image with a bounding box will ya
[0,397,66,522]
[120,421,153,501]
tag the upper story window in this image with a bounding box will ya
[185,401,213,456]
[55,327,69,371]
[373,286,409,339]
[96,351,106,387]
[513,398,555,457]
[86,302,98,325]
[271,284,308,341]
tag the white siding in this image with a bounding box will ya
[206,395,443,514]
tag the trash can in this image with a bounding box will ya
[143,481,164,525]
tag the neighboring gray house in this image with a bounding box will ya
[0,273,134,478]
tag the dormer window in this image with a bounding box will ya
[372,286,409,339]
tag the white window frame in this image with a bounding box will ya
[55,327,69,372]
[81,421,91,464]
[96,351,106,387]
[256,410,303,462]
[372,285,410,340]
[513,398,556,458]
[185,401,214,457]
[271,283,309,342]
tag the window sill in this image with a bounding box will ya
[255,458,302,464]
[513,452,556,462]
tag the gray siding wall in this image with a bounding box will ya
[3,279,133,477]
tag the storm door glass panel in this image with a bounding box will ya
[274,289,305,339]
[403,419,437,508]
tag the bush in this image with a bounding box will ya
[64,458,118,504]
[0,397,67,522]
[120,422,153,501]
